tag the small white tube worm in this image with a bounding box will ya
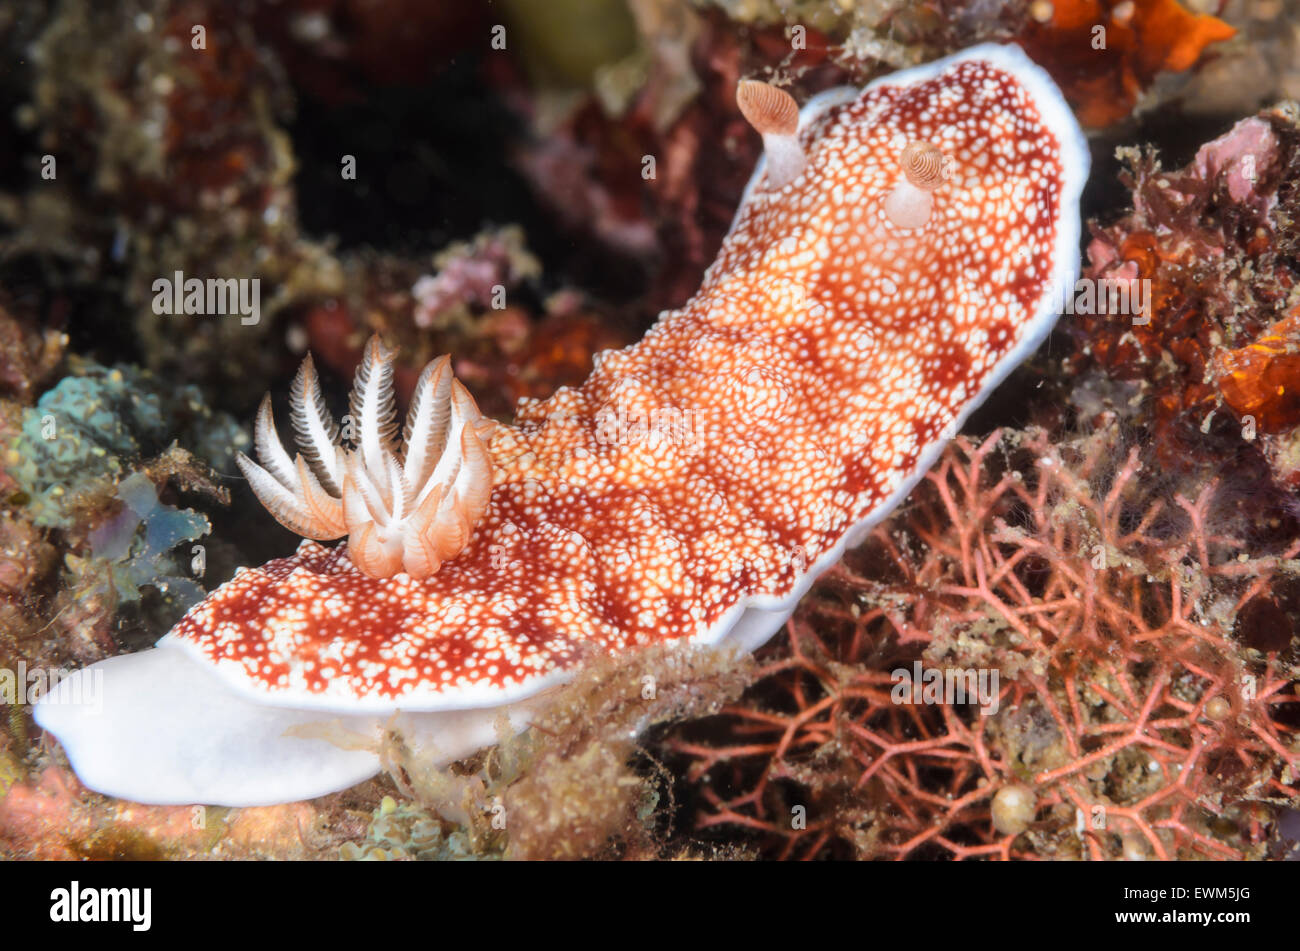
[884,141,946,229]
[737,79,806,190]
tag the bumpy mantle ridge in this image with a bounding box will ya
[36,44,1089,806]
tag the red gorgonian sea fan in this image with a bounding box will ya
[668,426,1300,860]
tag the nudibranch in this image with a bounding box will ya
[36,44,1088,806]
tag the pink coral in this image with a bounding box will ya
[411,227,541,330]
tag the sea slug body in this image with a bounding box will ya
[36,44,1089,806]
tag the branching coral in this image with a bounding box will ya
[668,427,1300,859]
